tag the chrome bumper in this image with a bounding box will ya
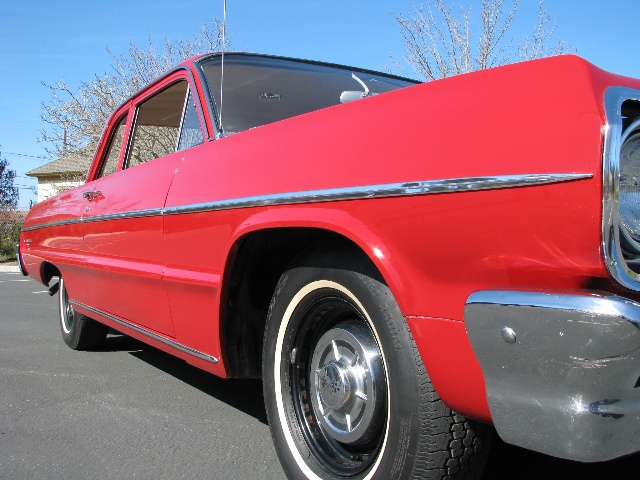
[465,290,640,462]
[15,243,27,276]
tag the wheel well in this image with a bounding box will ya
[221,228,374,379]
[40,262,60,285]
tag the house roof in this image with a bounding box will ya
[26,154,92,178]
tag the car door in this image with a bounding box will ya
[81,75,200,337]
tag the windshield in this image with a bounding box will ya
[198,54,417,135]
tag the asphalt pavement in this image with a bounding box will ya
[0,272,283,479]
[1,272,639,479]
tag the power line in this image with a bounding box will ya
[3,151,50,160]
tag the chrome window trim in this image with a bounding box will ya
[73,301,219,364]
[602,86,640,290]
[23,173,591,232]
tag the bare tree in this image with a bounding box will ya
[40,19,232,159]
[517,0,570,61]
[394,0,573,81]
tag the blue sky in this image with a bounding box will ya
[1,0,639,208]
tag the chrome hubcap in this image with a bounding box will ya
[60,279,74,333]
[318,362,351,410]
[310,320,385,445]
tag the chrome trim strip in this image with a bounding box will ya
[82,208,164,224]
[73,301,219,364]
[22,208,165,232]
[22,218,83,232]
[602,86,640,291]
[23,173,591,231]
[164,173,592,215]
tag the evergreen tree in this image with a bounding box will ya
[0,153,19,212]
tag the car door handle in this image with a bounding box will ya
[83,190,102,201]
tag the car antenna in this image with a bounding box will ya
[218,0,226,138]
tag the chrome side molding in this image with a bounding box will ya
[164,173,591,216]
[73,301,219,364]
[23,173,591,231]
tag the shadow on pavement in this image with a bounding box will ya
[98,332,268,425]
[482,435,640,479]
[97,333,640,478]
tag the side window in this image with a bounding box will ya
[126,81,189,168]
[177,88,204,151]
[98,115,127,177]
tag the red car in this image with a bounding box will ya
[18,52,640,479]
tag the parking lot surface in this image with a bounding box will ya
[1,272,638,479]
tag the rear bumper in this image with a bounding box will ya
[465,290,640,462]
[15,243,27,276]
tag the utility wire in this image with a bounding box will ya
[3,151,50,160]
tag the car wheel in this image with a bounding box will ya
[58,277,108,350]
[263,252,491,479]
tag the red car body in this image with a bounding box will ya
[18,53,640,477]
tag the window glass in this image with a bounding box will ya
[99,115,127,177]
[198,55,417,135]
[177,88,204,151]
[127,81,188,168]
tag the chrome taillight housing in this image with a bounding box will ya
[603,87,640,289]
[619,120,640,252]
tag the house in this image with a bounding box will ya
[26,153,92,202]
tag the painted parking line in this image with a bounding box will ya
[0,279,31,283]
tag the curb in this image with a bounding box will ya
[0,266,21,273]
